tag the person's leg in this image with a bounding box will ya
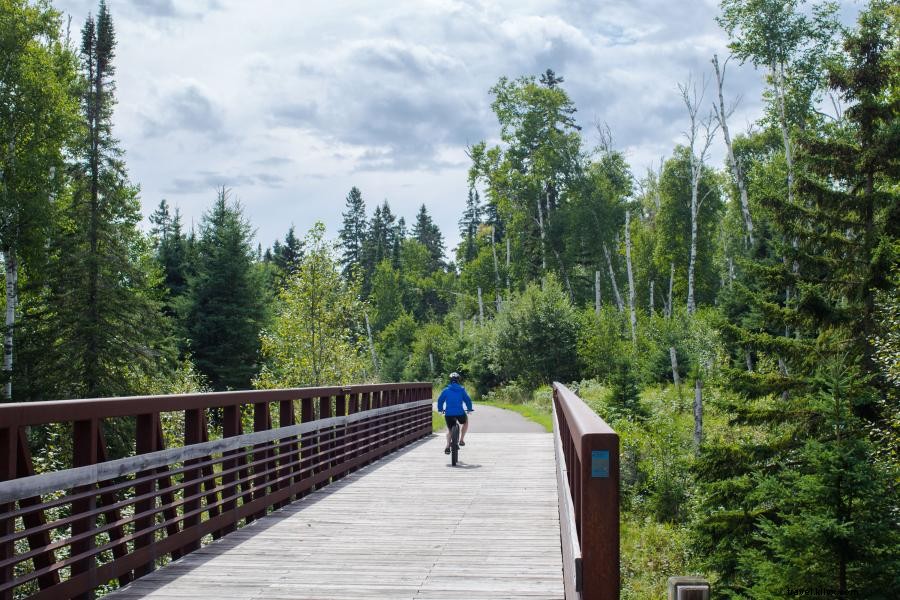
[444,415,454,451]
[460,416,469,444]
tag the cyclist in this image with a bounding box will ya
[437,372,473,455]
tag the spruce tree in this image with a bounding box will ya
[338,186,367,279]
[412,204,445,272]
[695,4,900,595]
[35,1,173,399]
[184,188,266,390]
[458,187,482,264]
[272,226,303,278]
[149,199,190,305]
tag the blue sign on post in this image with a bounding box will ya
[591,450,609,478]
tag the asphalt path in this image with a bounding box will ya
[433,402,546,433]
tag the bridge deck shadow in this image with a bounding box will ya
[110,433,562,600]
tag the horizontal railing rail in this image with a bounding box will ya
[552,382,619,600]
[0,382,433,600]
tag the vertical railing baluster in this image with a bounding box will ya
[72,418,100,597]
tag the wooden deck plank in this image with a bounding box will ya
[109,433,562,599]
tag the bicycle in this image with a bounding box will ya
[449,421,460,466]
[443,409,472,467]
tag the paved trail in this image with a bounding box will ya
[433,403,546,433]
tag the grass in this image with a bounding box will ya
[432,410,446,432]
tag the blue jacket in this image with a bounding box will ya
[437,382,473,416]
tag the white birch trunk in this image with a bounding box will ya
[669,346,681,395]
[625,210,637,344]
[595,270,602,314]
[603,243,624,313]
[4,249,17,400]
[364,312,378,373]
[687,175,699,315]
[713,55,754,246]
[680,77,717,317]
[536,192,547,271]
[429,352,435,375]
[650,281,655,316]
[773,64,794,207]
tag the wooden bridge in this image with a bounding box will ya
[0,383,619,600]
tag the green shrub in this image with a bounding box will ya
[494,276,579,389]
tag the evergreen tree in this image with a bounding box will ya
[32,1,174,399]
[338,186,367,279]
[149,200,190,326]
[360,200,397,295]
[695,4,900,595]
[272,225,303,279]
[458,187,482,264]
[184,188,266,390]
[412,204,444,271]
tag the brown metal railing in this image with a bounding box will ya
[552,382,620,600]
[0,382,432,599]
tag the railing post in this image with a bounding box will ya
[182,408,204,554]
[0,425,16,600]
[72,417,99,598]
[580,430,619,599]
[334,394,348,479]
[251,402,271,520]
[220,405,242,536]
[277,399,296,506]
[134,414,158,578]
[300,397,314,496]
[318,395,333,483]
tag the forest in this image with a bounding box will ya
[1,0,898,598]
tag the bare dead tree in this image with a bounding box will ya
[625,210,637,345]
[603,243,624,312]
[712,54,754,247]
[679,75,719,316]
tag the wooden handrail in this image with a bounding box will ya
[552,382,620,600]
[0,382,433,600]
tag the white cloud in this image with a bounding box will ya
[51,0,859,254]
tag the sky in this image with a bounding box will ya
[53,0,861,255]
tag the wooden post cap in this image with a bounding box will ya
[667,577,710,600]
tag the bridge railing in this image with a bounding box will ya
[0,382,433,600]
[552,382,620,600]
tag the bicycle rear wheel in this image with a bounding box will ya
[451,423,459,466]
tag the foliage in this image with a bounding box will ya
[183,188,265,390]
[256,222,367,388]
[494,277,579,389]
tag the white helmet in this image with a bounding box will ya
[449,372,460,381]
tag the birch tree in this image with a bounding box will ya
[0,1,78,399]
[625,210,637,344]
[712,54,754,246]
[679,76,719,315]
[257,223,367,388]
